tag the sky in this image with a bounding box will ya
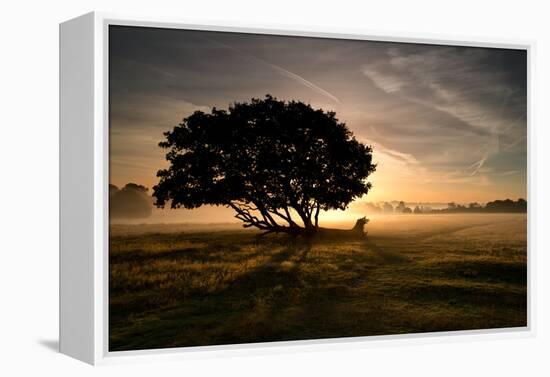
[109,25,527,223]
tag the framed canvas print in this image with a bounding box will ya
[60,12,533,365]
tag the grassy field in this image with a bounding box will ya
[109,214,527,351]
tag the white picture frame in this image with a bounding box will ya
[59,11,535,365]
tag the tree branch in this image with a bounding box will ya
[228,202,271,230]
[314,202,320,228]
[270,208,299,228]
[254,201,280,228]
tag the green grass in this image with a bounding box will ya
[109,214,527,351]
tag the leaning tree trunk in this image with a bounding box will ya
[227,201,319,237]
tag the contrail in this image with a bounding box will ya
[263,60,341,104]
[469,156,488,176]
[200,36,341,104]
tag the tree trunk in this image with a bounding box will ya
[314,203,320,228]
[228,201,322,237]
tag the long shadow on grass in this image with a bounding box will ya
[110,235,417,350]
[110,238,316,350]
[206,236,413,345]
[172,238,317,344]
[220,238,312,293]
[362,237,410,265]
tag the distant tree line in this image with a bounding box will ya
[364,199,527,215]
[110,183,153,219]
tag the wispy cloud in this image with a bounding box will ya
[360,45,526,184]
[201,36,341,104]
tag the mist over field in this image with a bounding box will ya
[110,198,526,227]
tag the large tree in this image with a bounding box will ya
[153,95,376,235]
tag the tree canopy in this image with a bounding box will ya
[153,95,376,235]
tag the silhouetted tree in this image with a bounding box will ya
[363,202,382,214]
[396,201,406,213]
[469,202,481,210]
[153,95,376,235]
[485,198,527,213]
[110,183,153,219]
[383,202,394,213]
[109,184,119,197]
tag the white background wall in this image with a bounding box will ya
[0,0,548,375]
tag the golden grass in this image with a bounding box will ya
[109,214,527,351]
